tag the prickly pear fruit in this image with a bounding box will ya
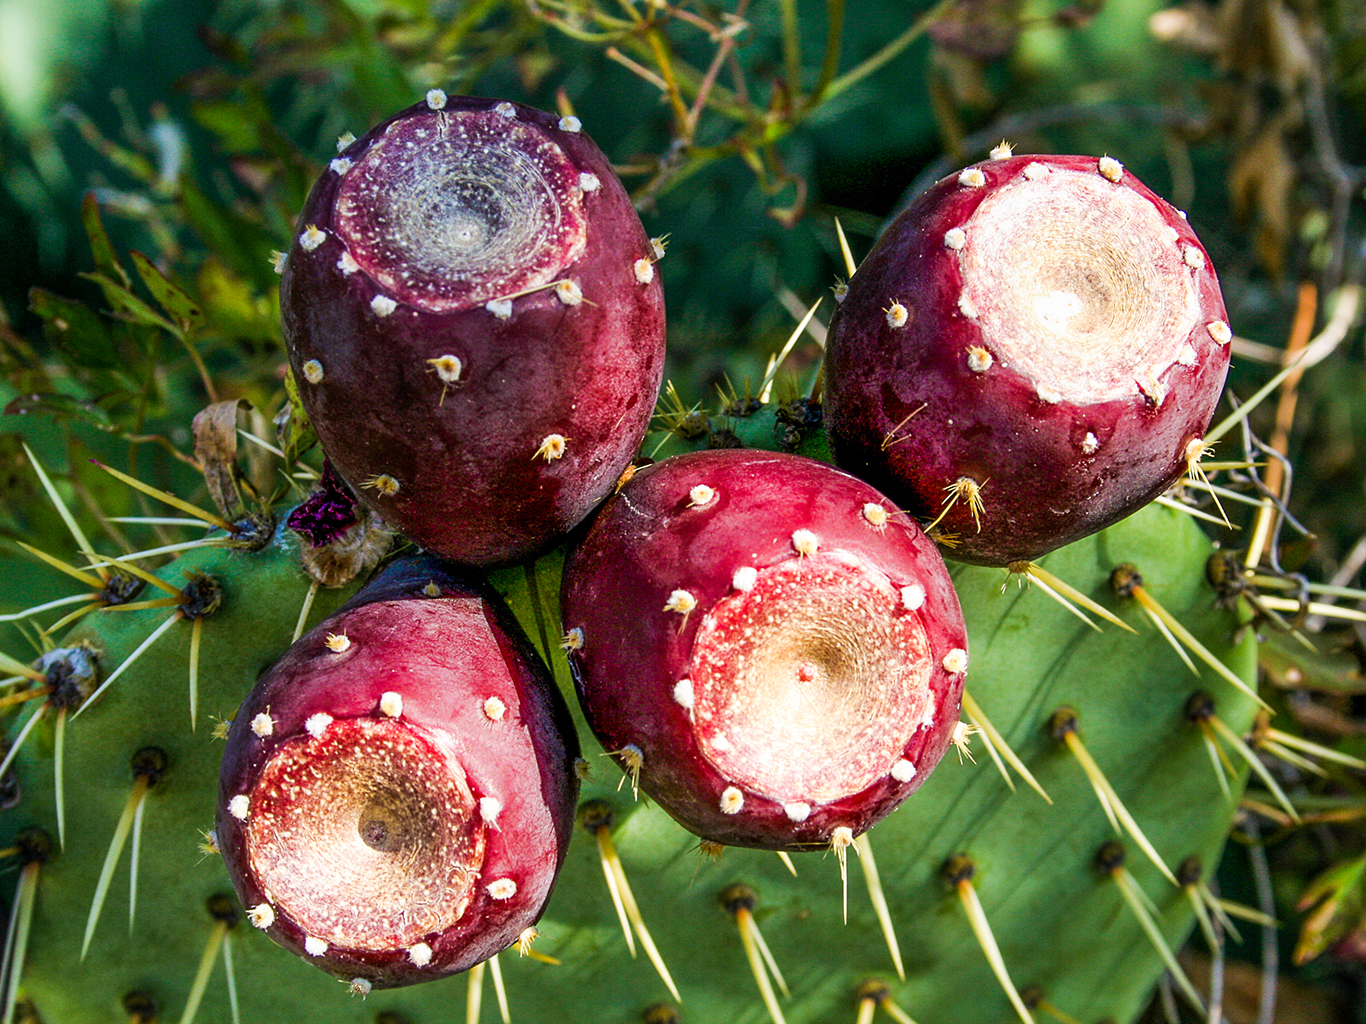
[560,449,967,849]
[824,153,1231,566]
[216,553,580,988]
[282,94,667,566]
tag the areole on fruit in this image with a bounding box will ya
[216,554,580,987]
[282,93,666,566]
[560,449,967,849]
[824,153,1232,566]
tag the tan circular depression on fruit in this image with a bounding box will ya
[334,109,587,312]
[687,554,935,802]
[958,167,1201,404]
[247,717,484,950]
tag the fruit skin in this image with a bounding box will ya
[560,448,967,850]
[216,553,581,988]
[281,95,666,567]
[824,154,1231,566]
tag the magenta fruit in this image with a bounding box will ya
[560,449,968,850]
[216,554,580,987]
[824,153,1232,566]
[282,93,666,566]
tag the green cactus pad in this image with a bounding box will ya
[2,502,1255,1023]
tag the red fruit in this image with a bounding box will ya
[824,153,1231,566]
[216,555,579,988]
[282,93,666,566]
[560,449,967,850]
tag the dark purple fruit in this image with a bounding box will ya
[281,93,666,566]
[216,554,579,988]
[560,449,967,850]
[825,153,1231,566]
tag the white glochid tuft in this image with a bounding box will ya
[673,678,695,711]
[379,691,403,718]
[480,797,502,827]
[534,434,568,462]
[688,484,716,507]
[555,280,583,306]
[664,589,697,615]
[429,354,462,383]
[719,786,745,815]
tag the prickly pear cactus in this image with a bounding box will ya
[0,471,1255,1022]
[0,70,1268,1024]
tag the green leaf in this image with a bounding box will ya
[191,94,276,153]
[194,258,278,343]
[79,193,130,291]
[1295,854,1366,964]
[28,289,117,370]
[178,180,280,290]
[130,251,205,333]
[78,271,180,338]
[278,366,317,467]
[3,393,115,430]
